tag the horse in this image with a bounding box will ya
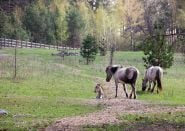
[105,65,139,99]
[94,83,104,99]
[142,66,163,93]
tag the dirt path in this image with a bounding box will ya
[45,98,185,131]
[44,82,185,131]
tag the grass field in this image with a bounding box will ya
[0,48,185,130]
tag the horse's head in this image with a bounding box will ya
[105,65,122,82]
[142,78,147,91]
[105,66,113,82]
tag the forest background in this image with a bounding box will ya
[0,0,184,52]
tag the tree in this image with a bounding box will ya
[12,7,30,40]
[0,11,29,40]
[78,1,95,37]
[66,5,85,47]
[0,12,14,38]
[142,21,174,69]
[141,0,175,69]
[98,38,107,56]
[176,0,185,58]
[23,1,56,44]
[50,0,69,44]
[80,34,98,64]
[123,0,144,51]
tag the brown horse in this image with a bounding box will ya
[105,65,139,99]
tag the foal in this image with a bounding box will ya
[105,65,139,99]
[94,83,104,99]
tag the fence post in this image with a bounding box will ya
[6,38,8,47]
[31,41,32,48]
[14,39,17,79]
[0,38,1,49]
[4,37,5,47]
[21,40,22,48]
[9,39,11,47]
[10,39,12,47]
[7,38,8,47]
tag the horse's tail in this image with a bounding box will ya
[156,69,162,91]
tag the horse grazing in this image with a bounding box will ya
[94,83,104,99]
[142,66,163,93]
[105,65,139,99]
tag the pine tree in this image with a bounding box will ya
[142,21,174,69]
[80,34,98,65]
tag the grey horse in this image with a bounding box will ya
[142,66,163,93]
[105,65,139,99]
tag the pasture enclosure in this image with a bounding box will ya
[0,48,185,130]
[0,38,79,53]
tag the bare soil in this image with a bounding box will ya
[44,81,185,131]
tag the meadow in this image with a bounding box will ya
[0,48,185,130]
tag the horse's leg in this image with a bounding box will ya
[133,83,137,99]
[157,88,159,94]
[147,81,151,92]
[129,84,133,99]
[129,84,136,99]
[115,80,118,98]
[151,81,156,93]
[155,81,159,94]
[123,84,128,98]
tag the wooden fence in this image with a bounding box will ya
[0,38,79,51]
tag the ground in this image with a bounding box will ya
[0,49,185,130]
[44,81,185,131]
[45,98,185,131]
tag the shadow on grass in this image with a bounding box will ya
[136,90,148,95]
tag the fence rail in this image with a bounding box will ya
[0,38,79,50]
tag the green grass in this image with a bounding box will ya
[0,48,101,130]
[0,96,100,130]
[0,48,185,130]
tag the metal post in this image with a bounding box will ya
[14,40,17,79]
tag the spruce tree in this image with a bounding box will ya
[142,21,174,69]
[80,34,98,65]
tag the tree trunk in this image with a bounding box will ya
[109,44,115,65]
